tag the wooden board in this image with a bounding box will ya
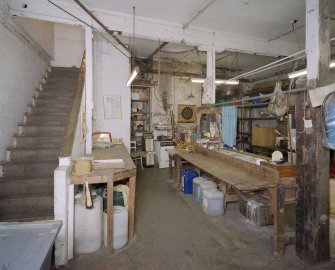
[260,162,296,177]
[93,159,125,170]
[176,151,276,190]
[178,104,196,123]
[70,144,136,184]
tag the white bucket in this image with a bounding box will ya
[104,206,129,250]
[202,189,224,216]
[330,214,335,261]
[199,181,217,205]
[74,194,103,254]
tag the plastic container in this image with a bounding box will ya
[249,199,273,226]
[102,190,125,211]
[192,177,207,204]
[74,193,103,254]
[202,189,224,216]
[199,181,217,204]
[331,179,335,216]
[181,169,198,194]
[103,206,129,250]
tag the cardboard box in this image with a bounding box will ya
[252,127,276,146]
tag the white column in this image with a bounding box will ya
[85,26,93,154]
[206,49,216,104]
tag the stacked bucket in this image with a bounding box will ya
[181,168,224,216]
[330,179,335,261]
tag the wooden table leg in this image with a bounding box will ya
[107,181,114,254]
[176,156,182,185]
[169,155,173,177]
[273,184,285,257]
[128,176,136,240]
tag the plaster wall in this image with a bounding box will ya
[16,17,54,58]
[0,22,49,161]
[52,23,84,67]
[93,40,131,151]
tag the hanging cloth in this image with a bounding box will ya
[221,106,237,147]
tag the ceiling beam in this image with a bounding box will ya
[73,0,129,53]
[9,0,299,57]
[146,42,168,60]
[183,0,216,30]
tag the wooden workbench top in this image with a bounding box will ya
[175,150,276,191]
[69,144,136,185]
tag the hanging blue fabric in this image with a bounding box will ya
[221,106,237,147]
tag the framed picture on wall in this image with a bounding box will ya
[103,95,122,119]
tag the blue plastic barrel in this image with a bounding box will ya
[181,169,198,194]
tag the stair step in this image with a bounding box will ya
[0,177,53,198]
[13,136,62,148]
[18,125,65,136]
[41,84,76,91]
[32,98,72,106]
[27,106,70,116]
[51,66,80,73]
[7,148,59,162]
[23,114,68,125]
[0,196,54,221]
[35,90,74,98]
[1,161,58,177]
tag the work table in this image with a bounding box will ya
[69,144,136,254]
[168,145,296,257]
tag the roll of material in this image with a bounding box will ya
[73,157,93,175]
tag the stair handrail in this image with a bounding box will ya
[59,53,86,158]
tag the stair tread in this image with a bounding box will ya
[18,124,65,127]
[2,160,58,165]
[0,176,53,181]
[13,135,63,138]
[8,146,59,149]
[1,193,53,200]
[0,216,54,222]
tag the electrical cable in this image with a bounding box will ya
[47,0,129,58]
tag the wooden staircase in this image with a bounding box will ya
[0,67,80,221]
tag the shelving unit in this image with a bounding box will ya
[131,81,152,150]
[237,105,278,153]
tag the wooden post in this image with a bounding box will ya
[296,0,330,263]
[107,181,114,254]
[274,184,285,257]
[128,176,136,239]
[176,156,182,185]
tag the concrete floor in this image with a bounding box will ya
[67,168,335,270]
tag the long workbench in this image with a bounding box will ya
[69,144,136,254]
[169,145,296,257]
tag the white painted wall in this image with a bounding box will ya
[52,23,84,67]
[93,39,131,151]
[15,17,54,58]
[151,74,202,127]
[0,21,49,160]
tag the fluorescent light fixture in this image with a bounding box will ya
[288,69,307,79]
[191,78,205,83]
[191,78,239,85]
[126,66,139,86]
[288,60,335,79]
[216,79,239,85]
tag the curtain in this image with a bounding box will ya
[221,106,237,147]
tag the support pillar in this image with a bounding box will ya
[85,26,93,154]
[206,49,215,104]
[296,0,330,263]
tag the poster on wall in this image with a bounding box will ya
[103,95,122,119]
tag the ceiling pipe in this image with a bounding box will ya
[183,0,216,29]
[73,0,129,53]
